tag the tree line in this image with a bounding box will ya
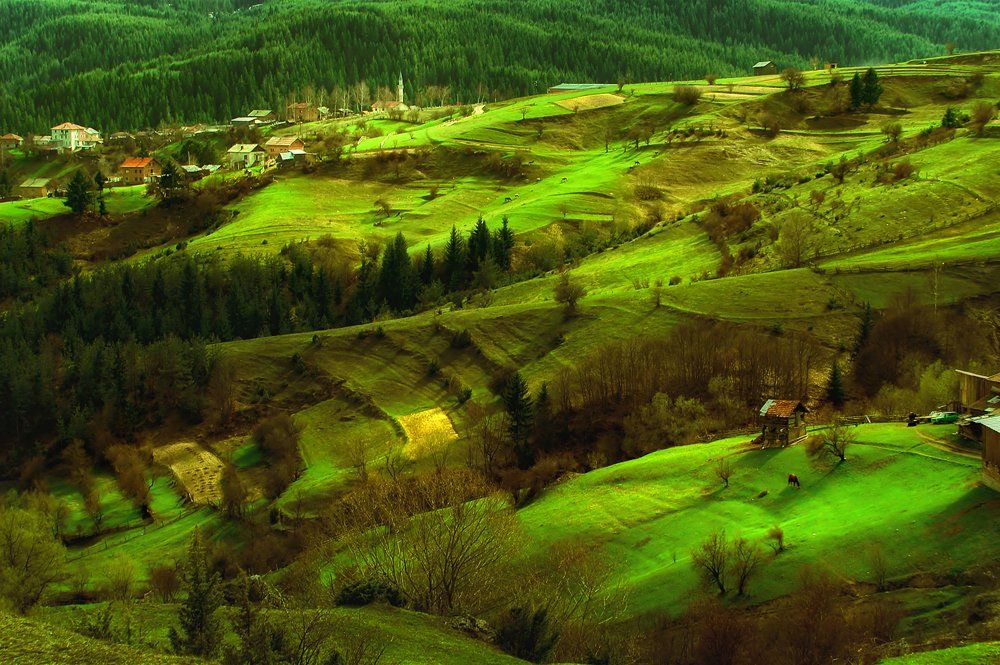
[1,0,995,131]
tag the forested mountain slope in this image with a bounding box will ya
[0,0,995,131]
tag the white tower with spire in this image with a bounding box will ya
[397,73,404,104]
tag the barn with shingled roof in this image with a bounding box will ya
[757,399,809,448]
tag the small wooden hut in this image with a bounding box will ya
[758,399,809,448]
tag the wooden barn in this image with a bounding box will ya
[972,416,1000,491]
[955,369,1000,416]
[757,399,809,447]
[753,61,778,76]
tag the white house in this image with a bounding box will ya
[227,143,266,169]
[51,122,101,151]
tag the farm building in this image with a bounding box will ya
[753,61,778,76]
[955,369,1000,416]
[548,83,609,94]
[227,144,266,168]
[248,109,276,123]
[277,149,314,167]
[264,135,304,157]
[970,416,1000,491]
[231,116,256,128]
[757,399,809,447]
[17,177,51,198]
[371,100,409,112]
[286,102,319,123]
[1,133,23,149]
[119,157,161,185]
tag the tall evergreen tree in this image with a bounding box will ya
[492,216,515,272]
[848,73,864,110]
[170,530,223,657]
[443,225,467,292]
[852,302,874,358]
[64,170,92,215]
[826,361,845,408]
[861,68,882,107]
[467,216,491,272]
[377,232,415,312]
[419,243,436,285]
[503,371,535,469]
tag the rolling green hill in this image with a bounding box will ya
[1,0,997,131]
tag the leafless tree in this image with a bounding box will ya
[691,530,729,594]
[807,422,856,462]
[731,537,764,595]
[715,458,734,488]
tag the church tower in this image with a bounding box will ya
[397,73,404,104]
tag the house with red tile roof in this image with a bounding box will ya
[119,157,162,185]
[51,122,101,151]
[0,133,23,149]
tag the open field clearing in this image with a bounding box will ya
[516,423,998,618]
[400,407,459,459]
[152,442,226,505]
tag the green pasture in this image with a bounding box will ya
[0,185,154,226]
[35,602,525,665]
[516,423,996,618]
[880,641,1000,664]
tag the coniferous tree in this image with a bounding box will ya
[419,244,435,285]
[170,530,223,657]
[222,572,279,665]
[503,371,535,469]
[492,217,515,272]
[443,225,467,292]
[0,169,12,197]
[64,170,92,215]
[941,106,961,128]
[827,361,845,408]
[467,217,491,273]
[852,302,874,358]
[848,73,864,110]
[93,170,106,192]
[377,232,414,312]
[861,68,883,107]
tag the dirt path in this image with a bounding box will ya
[916,431,981,460]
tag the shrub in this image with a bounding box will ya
[450,328,473,349]
[633,182,663,201]
[495,607,560,663]
[767,525,785,553]
[673,85,702,105]
[336,580,406,607]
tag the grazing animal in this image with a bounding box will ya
[504,197,512,203]
[561,177,568,183]
[633,161,641,166]
[787,473,801,488]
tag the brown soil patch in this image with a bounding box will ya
[152,442,226,505]
[399,407,458,459]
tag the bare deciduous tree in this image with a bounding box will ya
[731,537,764,596]
[715,458,734,488]
[807,422,856,462]
[691,530,729,594]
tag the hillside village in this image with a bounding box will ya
[1,47,999,665]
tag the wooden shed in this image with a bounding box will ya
[753,61,778,76]
[757,399,809,448]
[976,416,1000,491]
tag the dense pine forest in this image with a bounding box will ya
[0,0,996,132]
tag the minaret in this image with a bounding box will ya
[397,73,404,104]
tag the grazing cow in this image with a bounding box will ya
[504,197,512,203]
[787,473,801,488]
[561,177,568,183]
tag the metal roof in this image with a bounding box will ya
[228,143,263,153]
[759,399,807,418]
[753,61,774,68]
[19,177,50,188]
[973,414,1000,434]
[549,83,609,91]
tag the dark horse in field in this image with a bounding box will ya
[787,473,801,488]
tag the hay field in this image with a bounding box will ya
[555,93,624,111]
[152,442,226,505]
[399,407,459,459]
